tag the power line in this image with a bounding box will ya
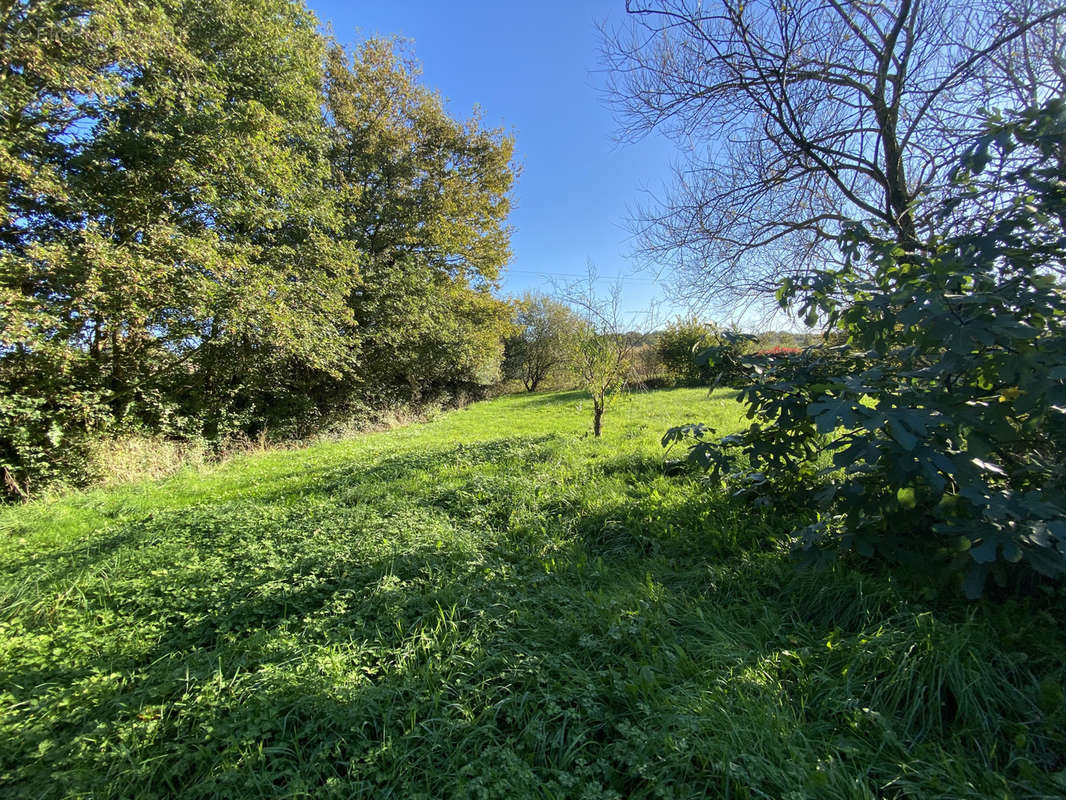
[502,268,668,284]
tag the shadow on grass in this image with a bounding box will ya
[0,521,160,586]
[1,451,803,798]
[252,433,563,507]
[3,433,1062,798]
[0,436,565,576]
[509,389,588,408]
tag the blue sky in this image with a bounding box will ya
[305,0,681,325]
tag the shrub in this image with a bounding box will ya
[626,342,667,388]
[656,317,716,384]
[0,367,108,498]
[665,100,1066,597]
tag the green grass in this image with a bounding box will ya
[2,388,1065,798]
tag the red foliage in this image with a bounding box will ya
[757,346,802,356]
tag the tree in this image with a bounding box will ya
[560,274,637,437]
[503,293,582,392]
[0,7,520,496]
[80,0,353,429]
[0,0,142,492]
[602,0,1066,307]
[666,98,1066,597]
[0,0,355,489]
[323,37,515,406]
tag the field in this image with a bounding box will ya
[2,388,1064,798]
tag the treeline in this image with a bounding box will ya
[1,1,514,496]
[502,298,819,394]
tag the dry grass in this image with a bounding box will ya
[85,434,209,488]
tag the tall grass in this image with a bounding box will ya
[1,389,1064,798]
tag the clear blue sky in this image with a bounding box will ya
[305,0,681,326]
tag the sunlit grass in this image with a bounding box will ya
[1,388,1064,798]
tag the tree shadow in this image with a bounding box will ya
[249,433,562,507]
[509,389,588,408]
[2,432,1053,798]
[2,454,802,791]
[0,525,149,582]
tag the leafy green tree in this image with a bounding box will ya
[0,0,146,493]
[692,328,760,390]
[503,293,582,392]
[1,0,358,491]
[323,38,515,406]
[666,99,1066,596]
[75,0,353,426]
[0,7,518,496]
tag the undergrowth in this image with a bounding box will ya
[62,400,454,497]
[1,389,1064,798]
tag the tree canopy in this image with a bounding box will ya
[503,293,583,392]
[0,1,516,495]
[603,0,1066,307]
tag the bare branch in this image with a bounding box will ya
[602,0,1065,309]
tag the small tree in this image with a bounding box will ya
[571,327,632,437]
[560,274,636,437]
[503,293,582,392]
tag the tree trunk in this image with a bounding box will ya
[593,400,603,437]
[109,327,126,421]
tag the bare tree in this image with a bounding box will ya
[602,0,1066,309]
[978,0,1066,109]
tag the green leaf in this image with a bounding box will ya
[970,538,999,564]
[963,564,989,600]
[807,395,854,433]
[886,420,917,451]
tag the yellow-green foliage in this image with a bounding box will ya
[1,3,516,496]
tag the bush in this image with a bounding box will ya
[666,100,1066,597]
[0,366,108,497]
[656,317,715,384]
[626,343,667,388]
[656,317,758,387]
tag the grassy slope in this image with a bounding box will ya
[1,388,1064,799]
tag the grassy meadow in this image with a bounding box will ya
[2,388,1065,798]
